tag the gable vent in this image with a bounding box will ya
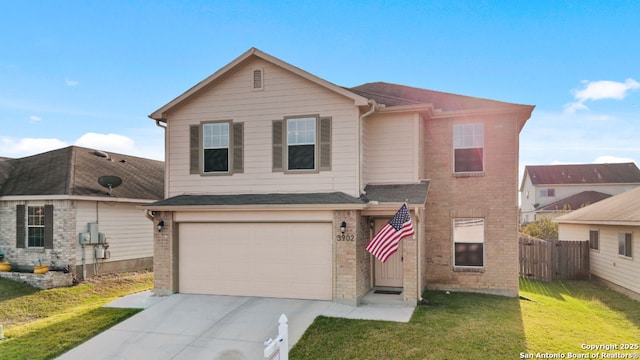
[252,68,263,90]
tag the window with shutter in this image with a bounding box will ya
[190,121,243,175]
[15,204,53,248]
[273,116,332,173]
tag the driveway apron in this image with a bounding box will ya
[57,294,334,360]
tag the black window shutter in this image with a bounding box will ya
[272,120,283,172]
[16,205,25,248]
[189,125,200,174]
[44,204,54,249]
[319,117,332,171]
[232,122,244,173]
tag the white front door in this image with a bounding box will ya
[373,219,404,287]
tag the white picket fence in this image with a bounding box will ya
[264,314,289,360]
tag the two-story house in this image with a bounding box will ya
[520,163,640,225]
[144,48,534,305]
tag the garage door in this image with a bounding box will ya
[178,222,332,300]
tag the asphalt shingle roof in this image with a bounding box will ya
[0,146,164,200]
[556,186,640,225]
[538,191,612,211]
[524,163,640,186]
[146,192,364,207]
[348,82,533,111]
[361,182,430,205]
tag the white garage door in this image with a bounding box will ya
[179,222,332,300]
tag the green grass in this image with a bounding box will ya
[292,279,640,359]
[0,272,153,360]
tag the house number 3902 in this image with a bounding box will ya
[336,234,355,241]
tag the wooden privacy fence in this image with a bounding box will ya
[519,233,590,281]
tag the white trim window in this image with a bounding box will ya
[286,117,316,171]
[453,123,484,173]
[203,122,230,173]
[27,205,45,248]
[453,218,485,267]
[618,232,632,258]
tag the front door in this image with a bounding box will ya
[373,219,404,287]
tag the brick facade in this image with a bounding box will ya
[0,200,76,272]
[152,211,177,295]
[422,114,520,297]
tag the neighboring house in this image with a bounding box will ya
[556,186,640,301]
[144,48,534,305]
[520,163,640,224]
[0,146,163,280]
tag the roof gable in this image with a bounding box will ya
[556,186,640,224]
[150,47,369,120]
[524,163,640,186]
[0,146,164,200]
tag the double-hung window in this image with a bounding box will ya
[453,218,485,267]
[27,206,45,248]
[203,122,230,173]
[272,115,331,173]
[16,204,53,249]
[190,121,243,175]
[287,117,316,171]
[618,232,632,258]
[453,123,484,173]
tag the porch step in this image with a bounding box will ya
[361,288,407,306]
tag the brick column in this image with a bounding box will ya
[153,211,177,295]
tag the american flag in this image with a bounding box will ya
[366,203,415,263]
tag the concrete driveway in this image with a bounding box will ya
[57,292,414,360]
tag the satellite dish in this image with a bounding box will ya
[98,175,122,196]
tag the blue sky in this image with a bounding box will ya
[1,1,639,176]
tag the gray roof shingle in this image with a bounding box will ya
[348,82,533,111]
[146,192,364,207]
[361,182,430,205]
[556,186,640,225]
[524,163,640,186]
[538,191,612,211]
[0,146,164,200]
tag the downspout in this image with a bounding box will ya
[155,119,169,199]
[359,99,379,195]
[416,206,423,303]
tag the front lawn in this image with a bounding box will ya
[291,278,640,359]
[0,272,153,360]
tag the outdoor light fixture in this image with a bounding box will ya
[157,220,165,232]
[340,221,347,234]
[368,217,375,228]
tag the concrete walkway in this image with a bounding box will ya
[57,291,415,359]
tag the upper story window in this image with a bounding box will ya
[272,116,331,173]
[589,230,599,251]
[203,122,230,173]
[539,188,555,197]
[453,123,484,173]
[287,117,316,171]
[618,232,632,258]
[453,218,485,267]
[189,121,244,175]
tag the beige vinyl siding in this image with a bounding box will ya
[559,223,639,296]
[75,201,153,265]
[364,112,420,184]
[165,58,360,197]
